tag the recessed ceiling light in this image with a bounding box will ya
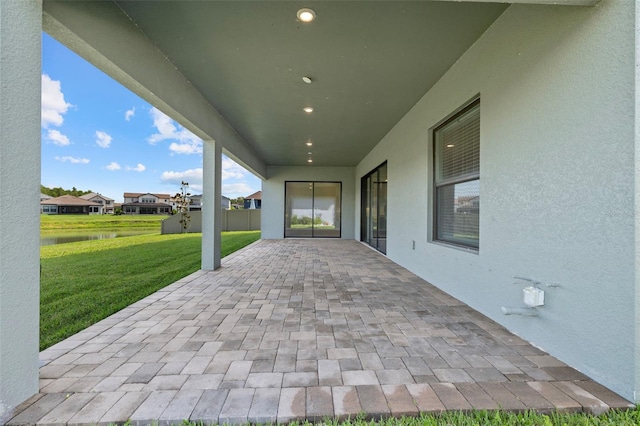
[308,158,313,163]
[308,152,312,155]
[297,8,316,23]
[302,76,312,84]
[446,144,455,148]
[306,141,313,146]
[303,107,314,113]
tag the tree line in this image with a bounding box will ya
[41,185,92,198]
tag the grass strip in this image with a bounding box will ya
[40,231,260,350]
[40,214,167,230]
[272,409,640,426]
[168,408,640,426]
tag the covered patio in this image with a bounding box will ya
[7,240,632,425]
[2,0,639,420]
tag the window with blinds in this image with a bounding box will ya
[433,99,480,250]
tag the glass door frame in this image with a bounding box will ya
[284,181,342,238]
[361,161,387,254]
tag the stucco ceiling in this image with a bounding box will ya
[110,1,507,167]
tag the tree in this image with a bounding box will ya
[230,197,245,209]
[173,181,191,233]
[41,184,92,197]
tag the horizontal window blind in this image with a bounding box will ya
[433,99,480,250]
[435,103,480,185]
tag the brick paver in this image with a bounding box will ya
[431,383,472,411]
[7,240,634,425]
[99,391,150,424]
[190,389,228,423]
[218,388,254,424]
[306,386,334,421]
[382,385,419,417]
[406,383,445,412]
[248,388,280,424]
[67,391,124,424]
[130,390,176,424]
[277,387,305,423]
[357,384,391,418]
[332,386,362,419]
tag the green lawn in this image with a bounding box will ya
[40,231,260,350]
[284,409,640,426]
[41,214,167,230]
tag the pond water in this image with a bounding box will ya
[41,229,159,246]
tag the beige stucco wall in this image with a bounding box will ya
[355,1,636,400]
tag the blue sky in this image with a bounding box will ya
[41,33,261,202]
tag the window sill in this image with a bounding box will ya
[430,239,479,255]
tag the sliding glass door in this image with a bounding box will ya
[361,162,387,253]
[285,181,341,238]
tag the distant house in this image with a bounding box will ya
[244,191,261,209]
[221,195,231,210]
[121,192,171,215]
[455,195,479,214]
[187,194,232,211]
[80,192,115,214]
[40,195,102,215]
[40,193,52,202]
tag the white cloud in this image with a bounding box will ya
[127,163,146,172]
[95,131,112,148]
[160,161,258,198]
[169,141,203,155]
[223,183,255,198]
[41,74,72,128]
[160,168,204,193]
[221,157,246,180]
[148,107,202,154]
[125,107,135,121]
[105,161,121,171]
[55,156,89,164]
[161,168,203,186]
[46,129,71,146]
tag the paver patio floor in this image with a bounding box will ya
[7,239,633,425]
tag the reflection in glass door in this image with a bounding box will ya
[361,162,387,253]
[285,182,341,238]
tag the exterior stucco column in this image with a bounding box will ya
[202,140,222,270]
[0,0,42,421]
[635,0,640,404]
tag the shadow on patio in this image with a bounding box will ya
[8,240,633,425]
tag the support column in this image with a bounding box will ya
[0,0,42,422]
[202,140,222,270]
[635,0,640,404]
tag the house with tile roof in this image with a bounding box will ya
[244,190,261,210]
[188,194,231,211]
[120,192,172,215]
[79,192,115,214]
[40,195,103,215]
